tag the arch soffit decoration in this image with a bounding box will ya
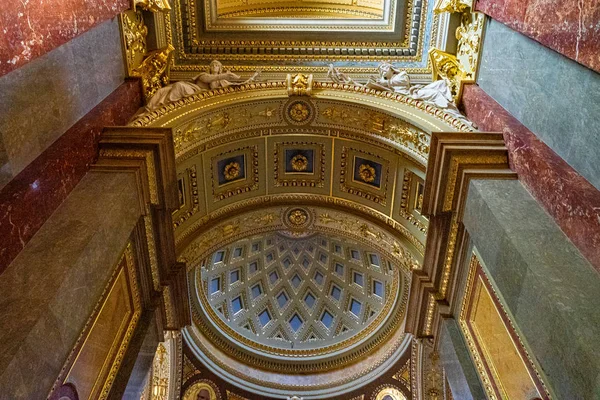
[128,84,472,397]
[128,83,471,257]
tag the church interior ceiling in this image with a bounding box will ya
[150,0,449,80]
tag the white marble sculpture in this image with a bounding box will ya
[145,60,260,111]
[327,63,473,128]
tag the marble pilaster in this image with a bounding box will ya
[475,0,600,73]
[0,0,129,76]
[0,18,126,189]
[461,84,600,272]
[463,179,600,399]
[0,171,142,400]
[438,319,486,400]
[0,79,142,276]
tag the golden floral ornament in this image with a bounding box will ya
[288,209,308,226]
[289,102,310,122]
[224,162,241,181]
[291,154,309,172]
[359,163,377,183]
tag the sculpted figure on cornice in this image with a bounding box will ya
[328,63,474,128]
[145,60,261,112]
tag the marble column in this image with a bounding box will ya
[475,0,600,73]
[463,179,600,399]
[0,171,143,399]
[0,0,129,76]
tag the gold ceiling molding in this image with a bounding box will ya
[405,132,516,340]
[129,82,474,134]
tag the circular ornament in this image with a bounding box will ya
[283,99,315,125]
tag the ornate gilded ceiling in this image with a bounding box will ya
[150,0,448,79]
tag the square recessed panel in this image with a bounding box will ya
[251,283,262,298]
[258,309,271,326]
[373,280,384,297]
[285,149,314,173]
[217,154,246,185]
[289,314,304,332]
[350,299,362,316]
[232,296,243,314]
[304,293,316,308]
[353,156,383,188]
[330,285,342,301]
[277,292,289,308]
[210,277,220,294]
[321,310,334,328]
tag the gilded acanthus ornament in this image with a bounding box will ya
[286,73,313,96]
[133,0,172,12]
[287,101,310,122]
[433,0,472,13]
[119,10,147,76]
[132,44,174,103]
[288,209,308,226]
[428,48,467,102]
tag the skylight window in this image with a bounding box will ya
[266,252,274,262]
[258,309,271,326]
[353,271,364,287]
[210,277,220,294]
[320,310,334,328]
[291,274,302,288]
[314,271,324,285]
[330,285,342,301]
[277,292,289,308]
[269,270,279,284]
[319,253,328,263]
[302,258,310,269]
[373,280,384,297]
[351,250,360,260]
[251,283,262,299]
[289,314,303,332]
[335,263,344,276]
[231,296,243,314]
[282,258,291,268]
[369,254,380,266]
[233,247,243,258]
[304,292,316,308]
[214,250,225,263]
[350,299,362,316]
[230,269,240,283]
[252,242,260,252]
[248,261,258,274]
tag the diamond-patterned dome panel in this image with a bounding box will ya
[201,232,396,350]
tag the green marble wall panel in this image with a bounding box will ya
[463,179,600,399]
[477,19,600,191]
[0,19,125,190]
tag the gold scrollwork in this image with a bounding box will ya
[433,0,472,13]
[119,10,148,76]
[132,44,174,103]
[133,0,172,12]
[286,73,314,96]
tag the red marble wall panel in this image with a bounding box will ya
[0,79,142,276]
[475,0,600,73]
[461,84,600,272]
[0,0,129,77]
